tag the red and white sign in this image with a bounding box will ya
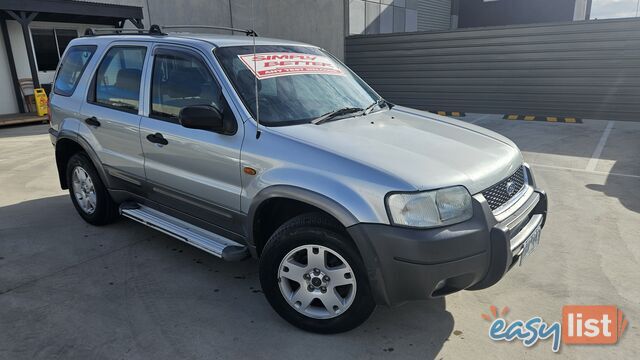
[238,52,344,80]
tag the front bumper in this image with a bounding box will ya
[347,188,547,306]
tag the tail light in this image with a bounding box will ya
[47,98,51,123]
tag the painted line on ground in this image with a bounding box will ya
[468,114,494,124]
[431,111,466,117]
[530,163,640,179]
[586,121,615,172]
[503,114,582,123]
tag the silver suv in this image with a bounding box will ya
[49,26,547,333]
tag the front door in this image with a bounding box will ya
[139,45,244,235]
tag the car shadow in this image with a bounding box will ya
[585,161,640,214]
[352,298,453,357]
[0,195,453,359]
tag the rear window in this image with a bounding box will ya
[53,45,96,97]
[92,46,147,113]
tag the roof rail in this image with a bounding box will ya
[84,24,166,37]
[161,25,258,37]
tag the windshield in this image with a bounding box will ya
[214,45,380,126]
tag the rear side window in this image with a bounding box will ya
[53,45,96,97]
[93,46,147,112]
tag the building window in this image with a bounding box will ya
[31,28,78,71]
[349,0,420,35]
[55,29,78,56]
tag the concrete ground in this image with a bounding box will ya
[0,115,638,359]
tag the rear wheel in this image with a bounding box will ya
[66,152,117,225]
[259,213,375,333]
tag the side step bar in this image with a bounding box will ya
[120,203,249,261]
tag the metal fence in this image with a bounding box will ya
[345,18,640,121]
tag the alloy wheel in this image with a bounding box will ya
[277,244,357,319]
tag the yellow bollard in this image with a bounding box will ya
[34,88,48,117]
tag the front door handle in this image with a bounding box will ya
[85,117,100,127]
[146,132,169,146]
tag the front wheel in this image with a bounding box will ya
[259,213,375,333]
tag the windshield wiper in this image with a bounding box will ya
[362,99,389,116]
[311,107,364,125]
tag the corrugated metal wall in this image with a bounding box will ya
[417,0,451,31]
[345,18,640,121]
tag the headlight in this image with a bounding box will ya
[386,186,473,228]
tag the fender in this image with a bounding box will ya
[246,185,392,303]
[55,130,111,190]
[247,185,360,247]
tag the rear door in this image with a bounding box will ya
[139,45,245,236]
[78,42,150,192]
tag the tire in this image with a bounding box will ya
[259,213,376,333]
[66,152,118,225]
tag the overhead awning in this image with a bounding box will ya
[0,0,144,113]
[0,0,144,27]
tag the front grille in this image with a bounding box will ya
[482,167,526,211]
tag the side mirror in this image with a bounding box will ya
[179,105,224,132]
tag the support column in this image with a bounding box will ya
[5,10,39,88]
[128,18,144,29]
[0,19,25,113]
[450,0,460,29]
[585,0,593,20]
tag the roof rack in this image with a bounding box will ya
[84,24,165,37]
[161,25,258,37]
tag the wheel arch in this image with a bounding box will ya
[248,186,360,256]
[55,133,110,190]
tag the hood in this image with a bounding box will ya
[271,106,523,194]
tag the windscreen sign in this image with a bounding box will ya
[238,52,344,79]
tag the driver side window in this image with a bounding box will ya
[151,49,225,123]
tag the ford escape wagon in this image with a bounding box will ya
[48,26,547,333]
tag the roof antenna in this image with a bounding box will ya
[252,0,261,139]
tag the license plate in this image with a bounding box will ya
[519,225,541,266]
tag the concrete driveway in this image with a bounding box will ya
[0,115,638,359]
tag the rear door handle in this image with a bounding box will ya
[85,117,100,127]
[146,132,169,146]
